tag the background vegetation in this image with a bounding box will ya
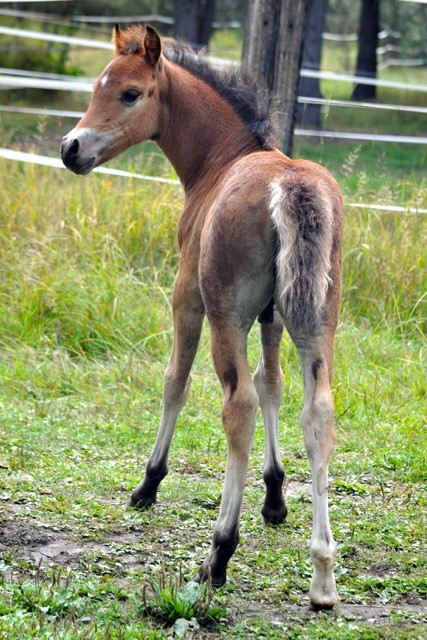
[0,4,426,639]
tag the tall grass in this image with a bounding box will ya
[342,208,426,338]
[0,161,180,357]
[0,157,425,362]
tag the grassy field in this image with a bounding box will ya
[0,152,426,639]
[0,17,426,640]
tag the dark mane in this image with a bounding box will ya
[164,41,277,151]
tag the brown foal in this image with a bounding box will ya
[61,25,343,608]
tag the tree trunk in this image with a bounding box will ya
[242,0,309,157]
[297,0,328,128]
[173,0,216,50]
[198,0,216,47]
[351,0,380,100]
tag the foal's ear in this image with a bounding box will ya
[113,23,125,57]
[144,26,162,66]
[112,23,161,63]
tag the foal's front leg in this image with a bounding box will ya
[131,270,204,508]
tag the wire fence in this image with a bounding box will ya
[1,24,426,95]
[1,148,426,215]
[1,100,426,145]
[0,14,426,215]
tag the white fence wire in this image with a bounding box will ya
[1,148,426,215]
[1,101,426,145]
[0,148,180,185]
[1,25,427,93]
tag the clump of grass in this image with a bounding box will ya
[141,566,226,630]
[0,565,83,622]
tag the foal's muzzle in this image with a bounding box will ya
[60,136,95,175]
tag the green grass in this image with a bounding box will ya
[0,18,426,638]
[0,155,426,638]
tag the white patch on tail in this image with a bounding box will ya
[269,178,333,325]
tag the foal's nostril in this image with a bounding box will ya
[68,139,80,157]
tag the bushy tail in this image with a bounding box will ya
[270,176,334,328]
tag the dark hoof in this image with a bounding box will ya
[262,502,288,525]
[198,562,227,588]
[129,491,157,509]
[198,529,238,588]
[309,601,336,612]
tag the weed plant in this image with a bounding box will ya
[141,566,226,628]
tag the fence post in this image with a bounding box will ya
[242,0,309,157]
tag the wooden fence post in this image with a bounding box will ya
[242,0,309,157]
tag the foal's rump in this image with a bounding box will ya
[200,151,342,333]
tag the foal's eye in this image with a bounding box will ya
[121,89,141,105]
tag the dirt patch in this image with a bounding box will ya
[335,602,427,622]
[285,480,311,497]
[0,522,53,551]
[30,538,91,565]
[401,593,426,607]
[0,520,162,572]
[241,600,427,625]
[369,562,400,577]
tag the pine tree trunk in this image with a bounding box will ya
[351,0,380,100]
[297,0,328,128]
[242,0,309,157]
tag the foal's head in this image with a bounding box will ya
[61,25,162,174]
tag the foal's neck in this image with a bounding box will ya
[157,60,261,194]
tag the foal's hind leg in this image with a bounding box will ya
[288,319,339,608]
[131,269,204,508]
[199,324,259,586]
[253,311,287,524]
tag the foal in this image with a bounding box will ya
[61,25,343,608]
